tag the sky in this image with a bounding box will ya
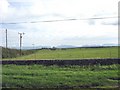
[0,0,119,48]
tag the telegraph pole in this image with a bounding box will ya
[32,44,36,60]
[18,32,25,56]
[6,29,7,48]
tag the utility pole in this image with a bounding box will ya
[6,29,7,48]
[18,32,25,56]
[32,44,36,60]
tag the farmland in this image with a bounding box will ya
[2,64,119,89]
[2,46,119,89]
[3,46,119,60]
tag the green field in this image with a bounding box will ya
[2,64,119,88]
[4,47,118,60]
[2,46,119,89]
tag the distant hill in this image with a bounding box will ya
[1,43,118,51]
[21,46,51,50]
[102,44,118,46]
[57,45,77,48]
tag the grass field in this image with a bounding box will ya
[2,64,119,88]
[2,46,119,89]
[4,47,118,60]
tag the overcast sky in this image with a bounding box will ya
[0,0,119,48]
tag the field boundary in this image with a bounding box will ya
[1,58,120,65]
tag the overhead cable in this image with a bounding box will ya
[1,16,118,24]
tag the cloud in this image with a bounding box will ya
[0,0,9,20]
[0,0,119,47]
[102,21,118,25]
[101,18,118,25]
[62,36,118,46]
[2,0,118,21]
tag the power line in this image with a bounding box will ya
[0,16,118,24]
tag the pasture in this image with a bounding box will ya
[4,46,118,60]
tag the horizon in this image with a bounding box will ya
[0,44,119,50]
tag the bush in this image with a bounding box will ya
[2,47,35,59]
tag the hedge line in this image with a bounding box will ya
[1,58,120,66]
[2,47,36,58]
